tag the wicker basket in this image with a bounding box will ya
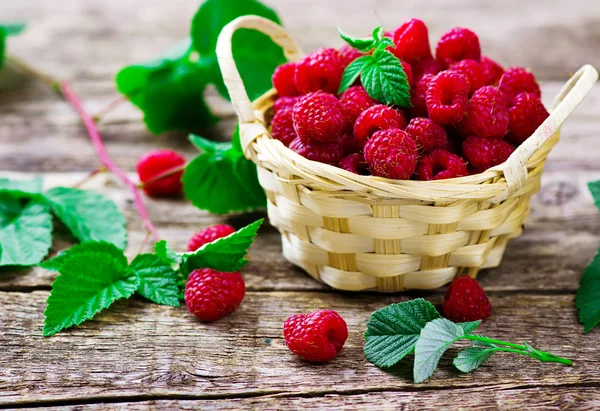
[216,16,598,292]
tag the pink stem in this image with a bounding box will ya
[60,81,160,241]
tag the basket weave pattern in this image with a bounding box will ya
[216,16,598,292]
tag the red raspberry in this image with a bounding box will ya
[293,92,345,143]
[426,71,469,124]
[339,132,365,156]
[462,136,515,171]
[340,44,364,68]
[435,27,481,68]
[460,86,509,138]
[294,47,343,94]
[405,117,449,153]
[449,59,484,93]
[137,149,186,197]
[273,96,300,114]
[391,18,433,64]
[410,73,435,118]
[339,86,377,129]
[187,224,236,252]
[442,276,492,322]
[283,309,348,363]
[498,67,541,105]
[364,128,419,179]
[480,56,504,85]
[185,268,246,322]
[412,59,441,85]
[289,137,343,165]
[272,62,300,97]
[338,153,369,175]
[271,109,297,147]
[507,92,549,145]
[354,104,406,143]
[401,61,414,88]
[417,148,468,181]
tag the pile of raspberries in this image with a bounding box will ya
[269,19,549,180]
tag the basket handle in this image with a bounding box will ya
[216,15,303,155]
[490,64,598,203]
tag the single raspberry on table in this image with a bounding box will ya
[412,59,441,85]
[340,44,364,68]
[137,149,186,197]
[294,47,343,94]
[435,27,481,68]
[480,56,504,85]
[449,59,484,93]
[271,109,297,147]
[417,148,468,180]
[272,62,300,97]
[410,73,435,118]
[354,104,406,143]
[462,136,515,171]
[185,268,246,322]
[405,117,449,153]
[498,66,541,105]
[339,153,369,175]
[273,96,300,114]
[460,86,509,138]
[364,128,419,180]
[339,132,365,156]
[289,137,343,165]
[426,71,469,124]
[442,276,492,322]
[293,92,346,143]
[283,309,348,362]
[391,18,433,64]
[507,92,550,145]
[339,86,377,128]
[401,61,414,88]
[187,224,236,252]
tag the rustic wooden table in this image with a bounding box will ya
[1,0,600,409]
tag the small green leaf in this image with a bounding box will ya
[0,23,26,69]
[0,176,43,198]
[372,26,385,42]
[40,241,125,272]
[0,195,52,266]
[361,49,411,108]
[453,346,496,373]
[413,318,481,383]
[43,187,127,249]
[364,299,441,368]
[576,248,600,332]
[377,37,395,50]
[43,250,139,336]
[338,55,370,94]
[589,181,600,212]
[154,240,182,265]
[338,28,377,52]
[180,218,263,277]
[130,254,180,307]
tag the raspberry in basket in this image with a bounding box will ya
[185,268,246,322]
[443,276,492,322]
[426,71,469,124]
[354,104,406,143]
[498,66,541,105]
[294,47,343,94]
[480,56,504,85]
[283,309,348,362]
[187,224,236,252]
[417,148,468,181]
[401,61,414,88]
[507,92,550,145]
[293,92,345,143]
[435,27,481,68]
[391,18,433,64]
[273,96,300,114]
[339,153,369,175]
[449,59,485,93]
[413,59,441,85]
[340,86,377,128]
[460,86,509,138]
[364,128,419,179]
[289,137,343,165]
[339,132,365,156]
[410,73,436,118]
[462,135,515,172]
[271,109,297,147]
[136,149,186,198]
[405,117,449,153]
[272,62,300,97]
[339,44,364,68]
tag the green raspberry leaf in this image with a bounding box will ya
[183,134,266,214]
[154,240,182,266]
[589,181,600,212]
[43,249,139,336]
[0,23,26,69]
[364,298,441,368]
[413,318,481,383]
[180,218,263,277]
[453,345,497,373]
[43,187,127,250]
[377,37,395,51]
[40,241,126,272]
[576,248,600,333]
[338,55,371,94]
[338,28,377,53]
[0,176,43,198]
[0,195,52,267]
[361,49,411,108]
[130,254,180,307]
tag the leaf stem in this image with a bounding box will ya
[136,163,187,189]
[6,55,61,93]
[59,81,160,241]
[465,335,573,365]
[71,167,108,189]
[92,95,128,123]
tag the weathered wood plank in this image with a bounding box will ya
[0,291,597,406]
